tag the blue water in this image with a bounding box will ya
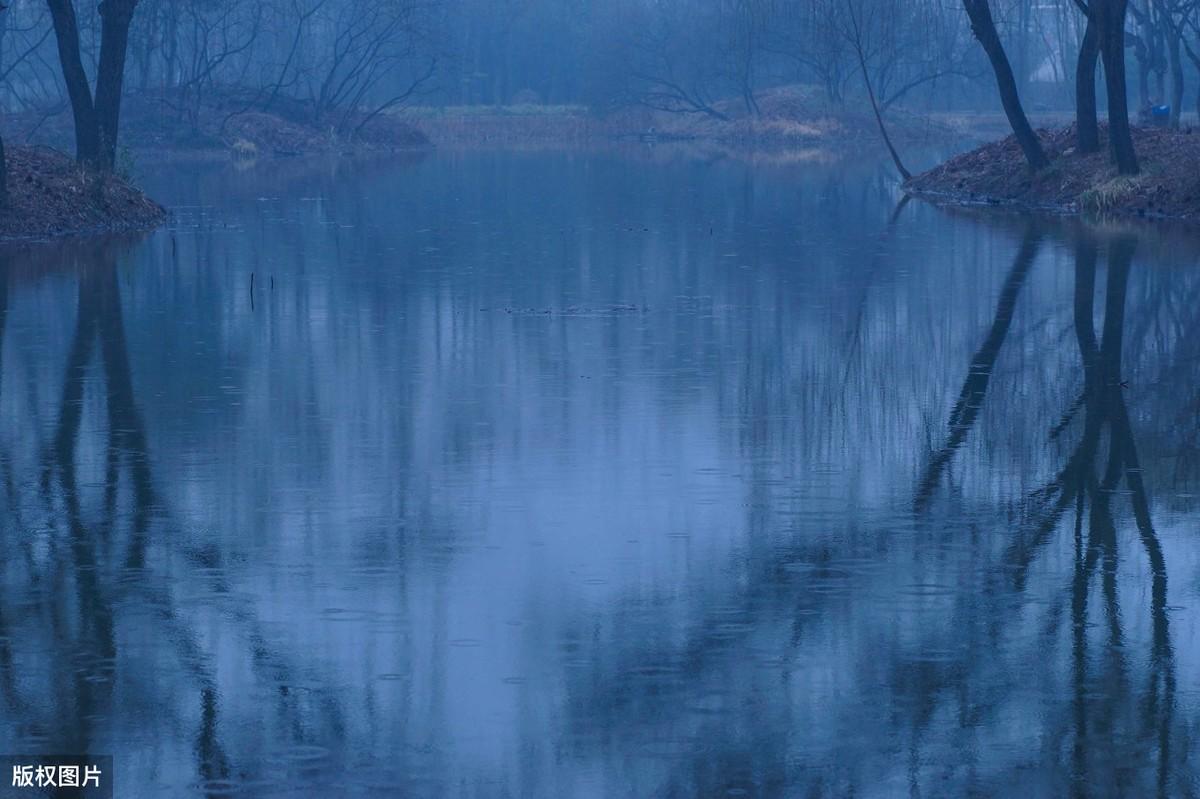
[1,150,1198,797]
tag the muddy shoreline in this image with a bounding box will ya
[0,146,167,242]
[903,124,1200,224]
[902,185,1200,225]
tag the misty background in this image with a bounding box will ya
[3,0,1200,133]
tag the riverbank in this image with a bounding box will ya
[0,147,166,240]
[905,124,1200,221]
[399,85,951,151]
[0,91,433,161]
[0,85,952,162]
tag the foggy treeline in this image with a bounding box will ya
[1,0,1200,191]
[3,1,1200,120]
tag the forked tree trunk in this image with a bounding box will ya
[963,0,1049,170]
[46,0,101,166]
[1075,10,1101,153]
[45,0,140,172]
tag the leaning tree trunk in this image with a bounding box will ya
[1097,0,1139,174]
[1076,10,1101,153]
[963,0,1049,170]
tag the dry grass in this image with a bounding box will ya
[1,90,432,160]
[1079,174,1150,213]
[400,84,952,151]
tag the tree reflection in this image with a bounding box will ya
[551,217,1194,797]
[0,240,349,796]
[918,221,1179,797]
[1058,232,1174,799]
[914,222,1044,513]
[3,175,1199,797]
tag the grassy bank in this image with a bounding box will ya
[0,147,165,240]
[905,125,1200,221]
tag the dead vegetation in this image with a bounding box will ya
[2,84,941,160]
[401,85,951,150]
[905,124,1200,221]
[1,89,433,161]
[0,146,166,240]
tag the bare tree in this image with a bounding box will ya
[962,0,1049,170]
[170,0,264,130]
[1074,0,1101,152]
[622,0,731,120]
[1,1,60,112]
[1094,0,1139,173]
[45,0,142,171]
[841,0,911,179]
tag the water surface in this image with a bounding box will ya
[1,150,1199,797]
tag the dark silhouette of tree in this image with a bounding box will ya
[1095,0,1140,174]
[914,223,1044,512]
[1074,0,1101,153]
[962,0,1048,170]
[44,0,142,171]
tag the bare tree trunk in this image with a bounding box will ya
[963,0,1049,170]
[95,0,139,171]
[1096,0,1139,174]
[45,0,100,167]
[45,0,140,172]
[844,0,910,180]
[1076,9,1101,153]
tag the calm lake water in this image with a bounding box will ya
[1,150,1199,798]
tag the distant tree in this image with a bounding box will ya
[962,0,1048,170]
[765,0,855,105]
[0,0,59,112]
[171,1,264,131]
[230,0,437,136]
[1147,0,1195,128]
[719,0,768,116]
[45,0,142,172]
[1180,15,1200,119]
[621,1,731,120]
[1126,0,1162,113]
